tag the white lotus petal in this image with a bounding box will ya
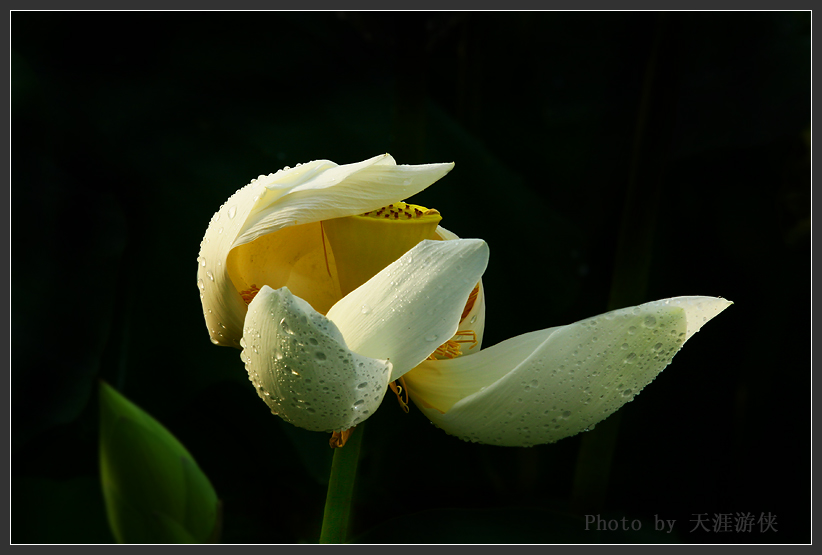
[241,285,393,432]
[405,296,732,447]
[327,239,489,381]
[235,155,455,247]
[198,154,454,346]
[664,296,734,341]
[404,327,557,416]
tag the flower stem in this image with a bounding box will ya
[318,425,364,544]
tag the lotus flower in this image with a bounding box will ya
[197,154,731,447]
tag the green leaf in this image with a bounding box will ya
[99,381,219,543]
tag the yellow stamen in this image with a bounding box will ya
[240,284,261,305]
[329,428,354,448]
[389,377,410,413]
[461,283,480,321]
[427,330,478,360]
[321,201,442,297]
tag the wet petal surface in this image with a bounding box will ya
[242,286,393,432]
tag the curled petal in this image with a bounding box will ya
[404,296,732,447]
[242,286,393,432]
[434,226,486,354]
[327,238,490,381]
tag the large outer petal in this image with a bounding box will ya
[197,154,455,347]
[404,296,732,447]
[327,239,489,381]
[241,286,393,432]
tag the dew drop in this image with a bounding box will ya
[643,315,657,328]
[315,351,326,361]
[357,382,368,389]
[425,334,439,342]
[228,206,237,218]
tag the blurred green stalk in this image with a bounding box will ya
[570,12,678,515]
[319,425,364,544]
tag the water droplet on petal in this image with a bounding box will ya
[228,206,237,218]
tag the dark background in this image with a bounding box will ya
[11,11,810,544]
